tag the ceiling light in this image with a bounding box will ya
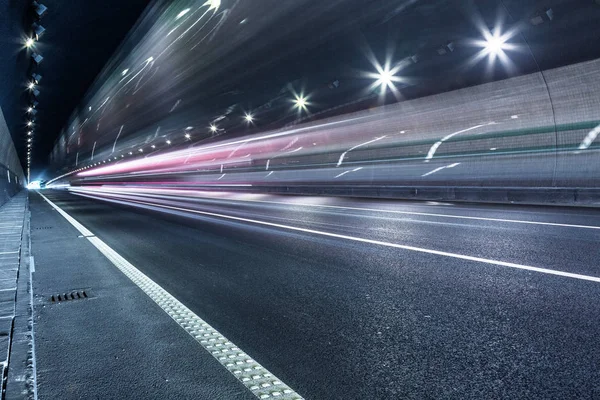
[293,94,310,112]
[485,33,507,56]
[210,124,217,133]
[25,38,34,48]
[166,140,171,144]
[27,82,35,90]
[184,133,191,139]
[363,56,404,98]
[244,113,254,123]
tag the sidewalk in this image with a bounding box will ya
[0,192,31,398]
[28,192,255,399]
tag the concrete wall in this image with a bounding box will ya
[0,107,24,207]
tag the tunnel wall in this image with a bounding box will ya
[69,58,600,206]
[0,107,24,207]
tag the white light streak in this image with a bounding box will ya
[176,8,190,20]
[422,163,460,177]
[578,124,600,150]
[337,136,386,167]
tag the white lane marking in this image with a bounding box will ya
[38,193,304,400]
[67,187,600,230]
[337,136,386,167]
[30,256,35,273]
[421,163,460,177]
[0,252,18,255]
[29,252,39,400]
[72,192,600,284]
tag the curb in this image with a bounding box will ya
[5,194,36,400]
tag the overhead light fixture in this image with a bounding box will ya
[244,113,254,123]
[27,131,33,135]
[32,2,48,18]
[31,52,43,64]
[293,94,310,112]
[184,133,191,139]
[363,55,405,99]
[32,23,45,40]
[469,23,519,71]
[25,38,35,48]
[484,33,507,56]
[210,124,217,133]
[27,81,35,90]
[295,95,307,108]
[27,121,33,126]
[27,107,33,113]
[166,140,171,144]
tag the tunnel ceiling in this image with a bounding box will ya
[0,0,150,175]
[2,0,600,179]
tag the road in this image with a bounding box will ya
[36,189,600,399]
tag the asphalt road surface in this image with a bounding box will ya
[36,189,600,399]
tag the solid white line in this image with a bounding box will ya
[0,252,18,255]
[38,193,303,400]
[75,193,600,284]
[29,255,38,400]
[69,187,600,231]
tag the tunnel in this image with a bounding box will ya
[1,1,600,399]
